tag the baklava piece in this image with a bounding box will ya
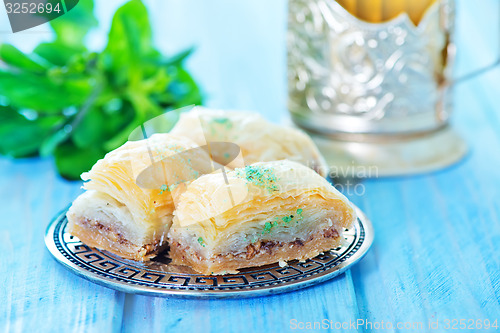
[170,107,329,176]
[67,133,212,261]
[168,160,356,274]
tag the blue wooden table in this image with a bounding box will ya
[1,0,499,332]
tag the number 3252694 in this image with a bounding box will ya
[5,2,62,14]
[443,319,498,330]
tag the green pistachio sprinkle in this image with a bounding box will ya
[262,222,273,234]
[197,237,206,247]
[159,184,168,194]
[236,165,279,193]
[213,117,229,124]
[223,152,230,159]
[261,211,305,234]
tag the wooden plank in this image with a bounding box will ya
[347,54,500,331]
[120,274,362,332]
[334,0,500,325]
[349,181,429,329]
[1,1,499,332]
[0,158,125,332]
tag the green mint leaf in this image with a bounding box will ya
[54,142,105,180]
[0,0,203,180]
[0,44,46,72]
[166,67,203,107]
[162,48,194,66]
[103,0,155,69]
[34,42,86,67]
[49,0,97,48]
[40,125,73,157]
[0,107,63,157]
[71,108,107,148]
[0,71,92,112]
[0,71,91,112]
[103,115,144,151]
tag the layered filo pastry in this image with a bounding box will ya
[169,107,329,177]
[67,133,214,261]
[168,160,357,275]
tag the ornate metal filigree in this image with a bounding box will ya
[288,0,455,135]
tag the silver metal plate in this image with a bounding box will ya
[45,207,374,298]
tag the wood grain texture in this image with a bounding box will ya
[1,0,499,332]
[0,159,125,332]
[119,274,362,332]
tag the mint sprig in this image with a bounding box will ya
[0,0,202,179]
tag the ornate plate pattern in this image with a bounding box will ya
[45,207,374,298]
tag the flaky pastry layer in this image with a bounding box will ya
[68,217,166,261]
[170,107,329,176]
[168,160,357,274]
[169,225,343,275]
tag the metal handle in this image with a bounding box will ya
[451,0,500,84]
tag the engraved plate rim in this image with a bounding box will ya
[45,206,374,299]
